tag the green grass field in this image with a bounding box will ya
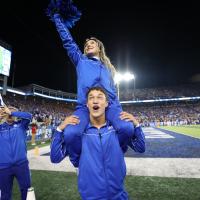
[160,125,200,139]
[13,170,200,200]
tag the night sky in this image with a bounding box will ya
[1,1,200,93]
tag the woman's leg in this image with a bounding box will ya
[63,106,89,144]
[63,106,89,164]
[106,104,134,146]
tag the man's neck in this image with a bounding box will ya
[90,115,106,129]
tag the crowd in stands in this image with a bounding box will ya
[120,83,200,100]
[1,83,200,142]
[3,93,74,124]
[122,101,200,127]
[2,93,74,143]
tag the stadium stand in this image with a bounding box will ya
[0,83,199,141]
[120,83,200,100]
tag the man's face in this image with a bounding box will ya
[87,90,108,119]
[84,39,100,57]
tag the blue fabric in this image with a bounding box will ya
[78,122,128,199]
[50,121,145,199]
[128,126,146,153]
[63,105,136,166]
[50,131,68,163]
[53,14,118,106]
[106,104,135,146]
[0,112,32,169]
[63,106,89,143]
[0,162,31,200]
[53,14,138,161]
[63,106,89,167]
[50,130,80,168]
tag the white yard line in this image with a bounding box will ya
[28,146,200,178]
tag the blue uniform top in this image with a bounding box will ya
[0,111,32,169]
[54,14,118,106]
[50,123,145,200]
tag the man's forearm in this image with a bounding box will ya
[50,130,68,163]
[129,127,145,153]
[11,111,32,120]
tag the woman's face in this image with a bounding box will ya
[84,39,100,57]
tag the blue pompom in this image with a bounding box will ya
[46,0,81,28]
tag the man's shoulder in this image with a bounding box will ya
[0,122,20,131]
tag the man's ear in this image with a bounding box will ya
[105,101,108,108]
[86,103,89,108]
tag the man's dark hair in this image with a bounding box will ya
[86,87,108,101]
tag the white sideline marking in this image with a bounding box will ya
[125,157,200,178]
[27,146,200,178]
[143,127,175,139]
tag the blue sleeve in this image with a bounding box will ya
[53,14,82,66]
[50,130,69,163]
[128,126,145,153]
[68,147,80,168]
[11,111,32,130]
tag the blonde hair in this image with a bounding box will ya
[84,37,116,78]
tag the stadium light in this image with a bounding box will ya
[114,73,123,84]
[114,72,135,99]
[124,72,135,82]
[114,72,135,84]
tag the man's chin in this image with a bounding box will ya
[91,112,102,118]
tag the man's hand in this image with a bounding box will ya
[58,115,80,131]
[3,106,12,115]
[0,112,7,120]
[120,112,139,127]
[0,106,11,120]
[0,106,4,114]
